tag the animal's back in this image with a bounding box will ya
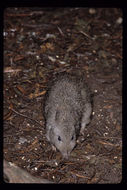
[45,73,90,117]
[44,72,92,158]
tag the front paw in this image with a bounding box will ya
[51,144,57,151]
[80,123,86,135]
[80,128,85,135]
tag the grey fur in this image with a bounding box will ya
[44,73,92,158]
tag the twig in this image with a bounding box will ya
[9,107,43,127]
[4,67,22,73]
[23,23,55,29]
[57,26,65,37]
[98,140,121,147]
[80,30,94,41]
[5,11,44,17]
[29,90,46,99]
[70,41,85,53]
[99,136,122,140]
[70,171,90,179]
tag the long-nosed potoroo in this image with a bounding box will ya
[44,72,92,159]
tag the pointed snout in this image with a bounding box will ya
[62,150,71,159]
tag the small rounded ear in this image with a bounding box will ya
[46,132,50,141]
[46,124,54,141]
[47,126,55,142]
[46,124,52,132]
[54,127,61,136]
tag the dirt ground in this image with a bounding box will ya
[3,8,122,183]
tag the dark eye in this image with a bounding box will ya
[58,136,61,141]
[71,135,74,141]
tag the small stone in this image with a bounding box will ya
[3,31,8,37]
[36,55,40,60]
[89,8,96,14]
[19,137,27,144]
[107,23,111,27]
[116,17,123,24]
[48,56,56,62]
[92,111,95,115]
[103,132,108,136]
[59,61,66,64]
[55,162,58,166]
